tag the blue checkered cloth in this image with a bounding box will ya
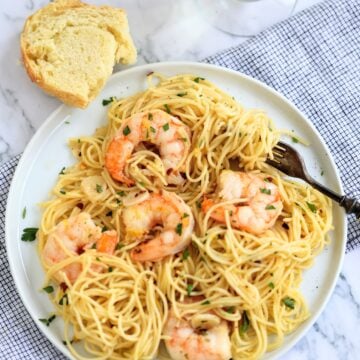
[0,0,359,358]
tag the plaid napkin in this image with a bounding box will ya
[1,0,359,358]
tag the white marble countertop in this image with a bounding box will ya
[1,0,360,359]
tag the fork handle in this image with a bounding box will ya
[307,178,360,219]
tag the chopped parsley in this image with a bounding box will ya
[175,223,183,235]
[43,285,54,293]
[162,123,170,131]
[225,306,235,314]
[201,300,210,305]
[117,191,126,197]
[150,126,156,133]
[260,188,271,195]
[22,207,26,219]
[182,248,190,260]
[64,121,70,124]
[265,205,276,210]
[96,184,103,193]
[108,267,113,273]
[194,77,205,83]
[62,340,74,346]
[196,200,202,209]
[268,282,275,289]
[177,92,187,97]
[116,243,125,250]
[91,243,97,249]
[59,294,69,306]
[239,311,249,334]
[292,137,299,143]
[59,167,66,175]
[187,284,194,296]
[164,104,171,114]
[320,170,324,176]
[21,227,38,242]
[39,314,56,326]
[59,190,66,195]
[148,113,153,121]
[283,297,295,309]
[123,125,131,136]
[306,202,317,213]
[102,97,116,106]
[182,213,189,218]
[101,226,108,233]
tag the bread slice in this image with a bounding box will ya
[21,0,137,108]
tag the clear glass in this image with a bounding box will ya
[198,0,297,36]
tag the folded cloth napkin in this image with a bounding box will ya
[0,0,359,358]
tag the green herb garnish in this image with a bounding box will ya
[150,126,156,133]
[187,284,194,296]
[260,188,271,195]
[59,190,66,195]
[268,282,275,289]
[39,314,56,326]
[183,213,189,218]
[175,223,183,235]
[182,248,190,260]
[108,267,113,273]
[101,226,108,233]
[43,286,54,293]
[91,243,97,249]
[117,191,126,197]
[59,294,69,306]
[283,297,295,309]
[164,104,171,114]
[320,170,324,176]
[116,243,124,250]
[21,227,38,242]
[162,123,170,131]
[292,137,299,143]
[306,202,317,213]
[177,92,187,97]
[239,311,249,334]
[64,121,70,124]
[102,97,115,106]
[148,113,153,121]
[225,306,235,314]
[59,167,66,175]
[194,77,205,83]
[265,205,276,210]
[22,207,26,219]
[201,300,210,305]
[123,125,131,136]
[96,184,103,193]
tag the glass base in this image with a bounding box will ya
[198,0,297,37]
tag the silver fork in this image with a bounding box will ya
[266,141,360,219]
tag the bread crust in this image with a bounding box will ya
[20,0,136,108]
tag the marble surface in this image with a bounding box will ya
[1,0,359,359]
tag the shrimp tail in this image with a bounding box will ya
[97,230,118,254]
[105,138,135,185]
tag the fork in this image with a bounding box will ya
[266,141,360,219]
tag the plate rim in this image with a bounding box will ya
[5,61,347,359]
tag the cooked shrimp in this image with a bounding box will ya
[42,212,118,283]
[164,306,232,360]
[122,190,194,262]
[105,109,191,186]
[202,170,283,235]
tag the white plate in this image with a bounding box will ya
[5,62,346,359]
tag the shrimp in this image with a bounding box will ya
[105,109,191,186]
[164,305,232,360]
[42,212,118,283]
[202,170,283,235]
[122,190,194,262]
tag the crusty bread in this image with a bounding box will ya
[21,0,136,108]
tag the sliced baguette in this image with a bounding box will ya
[21,0,136,108]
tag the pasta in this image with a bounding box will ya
[38,74,332,360]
